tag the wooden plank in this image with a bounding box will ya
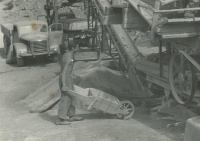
[146,74,170,90]
[160,33,198,39]
[136,59,168,71]
[122,7,149,29]
[168,17,200,23]
[155,7,200,13]
[136,64,168,78]
[21,76,60,106]
[136,60,168,79]
[156,23,200,34]
[30,89,60,113]
[128,0,154,25]
[150,0,161,40]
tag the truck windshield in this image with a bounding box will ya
[18,24,47,35]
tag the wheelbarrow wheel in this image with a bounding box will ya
[116,100,135,120]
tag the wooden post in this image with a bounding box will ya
[150,0,161,40]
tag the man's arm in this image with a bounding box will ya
[61,60,72,91]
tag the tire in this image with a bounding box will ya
[17,58,24,67]
[52,55,58,63]
[3,35,10,55]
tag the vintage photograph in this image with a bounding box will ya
[0,0,200,140]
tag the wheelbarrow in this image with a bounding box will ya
[63,85,135,120]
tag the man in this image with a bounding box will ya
[56,44,83,125]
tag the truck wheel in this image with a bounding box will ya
[3,35,10,55]
[52,55,58,63]
[17,58,24,67]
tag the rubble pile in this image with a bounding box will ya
[4,0,46,22]
[4,0,85,22]
[73,61,135,98]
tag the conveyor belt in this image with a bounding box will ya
[106,24,144,90]
[106,25,142,68]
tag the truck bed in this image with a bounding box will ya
[1,23,13,37]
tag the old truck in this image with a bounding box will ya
[1,20,63,67]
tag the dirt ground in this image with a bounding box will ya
[0,1,185,141]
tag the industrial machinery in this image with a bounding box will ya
[84,0,200,105]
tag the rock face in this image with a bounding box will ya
[72,61,136,99]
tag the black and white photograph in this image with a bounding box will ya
[0,0,200,140]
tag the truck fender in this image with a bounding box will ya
[6,44,14,64]
[13,43,27,58]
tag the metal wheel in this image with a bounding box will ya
[3,35,10,55]
[17,58,24,67]
[169,52,197,104]
[116,100,135,120]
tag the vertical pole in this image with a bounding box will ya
[46,0,50,25]
[87,2,90,30]
[91,1,94,31]
[166,42,171,52]
[54,0,58,29]
[94,16,97,51]
[109,34,111,55]
[159,40,162,77]
[101,25,104,52]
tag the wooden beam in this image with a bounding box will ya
[128,0,154,25]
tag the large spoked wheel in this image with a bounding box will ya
[116,100,135,120]
[169,52,197,105]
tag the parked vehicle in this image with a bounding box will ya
[1,20,63,66]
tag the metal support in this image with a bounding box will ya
[101,25,104,52]
[159,40,163,77]
[109,34,112,55]
[45,0,59,26]
[166,42,171,52]
[84,0,88,11]
[87,0,94,31]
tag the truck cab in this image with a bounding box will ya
[1,20,63,66]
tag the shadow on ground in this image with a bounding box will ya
[133,107,184,141]
[39,110,116,125]
[5,55,57,68]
